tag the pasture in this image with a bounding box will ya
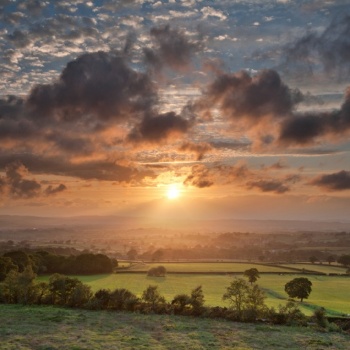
[1,304,349,350]
[280,263,347,275]
[38,263,350,316]
[122,262,293,273]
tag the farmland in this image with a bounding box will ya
[123,262,295,273]
[1,304,349,350]
[37,261,350,317]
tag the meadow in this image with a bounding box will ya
[1,304,349,350]
[37,268,350,317]
[123,262,294,273]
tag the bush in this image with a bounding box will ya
[268,302,307,326]
[147,266,166,277]
[313,308,328,329]
[109,288,138,311]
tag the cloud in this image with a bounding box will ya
[0,161,69,200]
[183,160,302,194]
[183,162,250,189]
[0,152,155,183]
[183,164,214,188]
[1,161,41,199]
[6,29,31,48]
[246,179,290,194]
[128,111,191,144]
[178,141,212,160]
[310,170,350,191]
[27,51,157,123]
[279,88,350,144]
[144,24,202,71]
[44,184,67,196]
[199,69,302,123]
[201,6,227,21]
[263,160,289,170]
[283,15,350,80]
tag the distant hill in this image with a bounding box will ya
[0,214,349,233]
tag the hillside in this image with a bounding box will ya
[1,304,348,350]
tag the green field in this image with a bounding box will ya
[37,273,350,316]
[281,264,347,275]
[1,304,349,350]
[122,262,293,273]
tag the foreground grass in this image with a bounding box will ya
[0,304,349,350]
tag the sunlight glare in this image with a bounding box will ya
[166,184,180,199]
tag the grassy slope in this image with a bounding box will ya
[0,304,349,350]
[37,273,350,316]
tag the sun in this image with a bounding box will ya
[166,184,180,200]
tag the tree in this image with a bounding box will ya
[67,283,92,307]
[223,278,266,321]
[48,274,82,305]
[3,251,33,272]
[190,285,205,313]
[92,289,111,309]
[109,288,138,311]
[309,256,318,264]
[127,248,138,261]
[246,284,266,314]
[337,254,350,267]
[142,285,165,311]
[327,255,336,265]
[0,265,37,304]
[151,249,164,262]
[172,294,191,314]
[223,278,249,318]
[0,256,17,281]
[285,277,312,302]
[147,265,166,277]
[244,268,260,285]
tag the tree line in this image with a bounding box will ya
[0,250,116,280]
[0,263,329,329]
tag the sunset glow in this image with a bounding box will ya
[0,1,348,221]
[166,185,180,200]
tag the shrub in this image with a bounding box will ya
[313,308,328,329]
[147,266,166,277]
[271,301,307,326]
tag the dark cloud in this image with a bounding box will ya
[3,162,41,199]
[1,161,67,199]
[44,184,67,196]
[247,179,290,194]
[310,170,350,191]
[279,113,327,144]
[199,69,302,123]
[283,15,350,80]
[0,153,155,183]
[6,29,31,48]
[144,25,202,71]
[279,88,350,144]
[183,162,250,189]
[27,51,157,123]
[45,133,95,155]
[178,141,212,160]
[183,164,213,188]
[128,111,191,143]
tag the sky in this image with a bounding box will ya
[0,0,350,221]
